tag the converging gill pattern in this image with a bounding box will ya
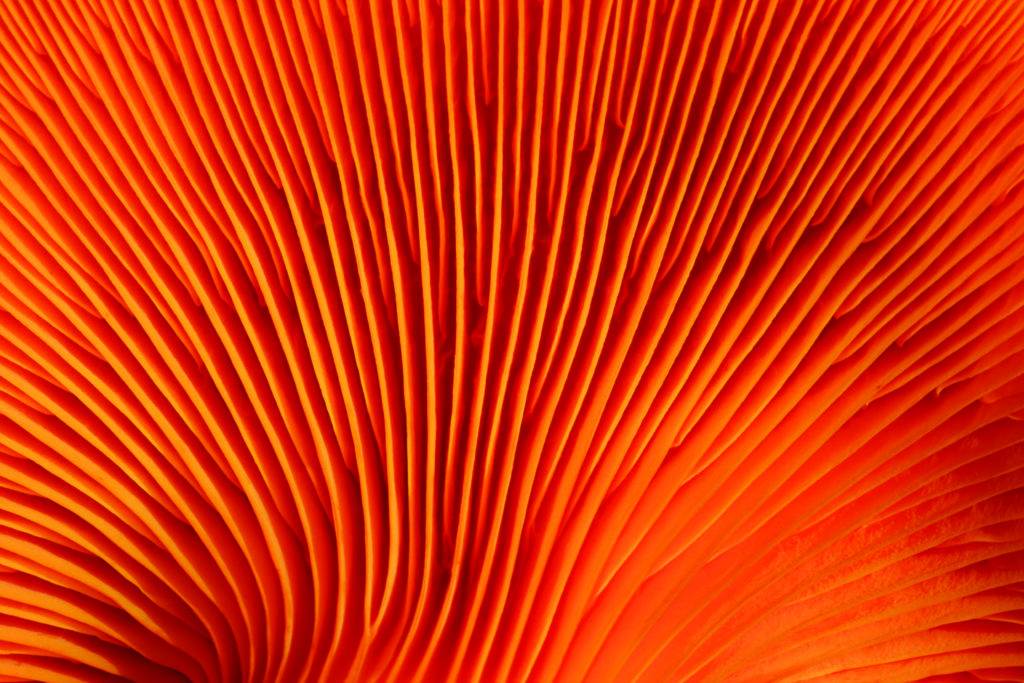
[2,0,1024,681]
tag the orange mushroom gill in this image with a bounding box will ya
[1,0,1024,681]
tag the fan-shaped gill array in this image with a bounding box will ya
[1,0,1024,681]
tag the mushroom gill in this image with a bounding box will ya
[1,0,1024,681]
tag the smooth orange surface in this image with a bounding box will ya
[2,0,1024,681]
